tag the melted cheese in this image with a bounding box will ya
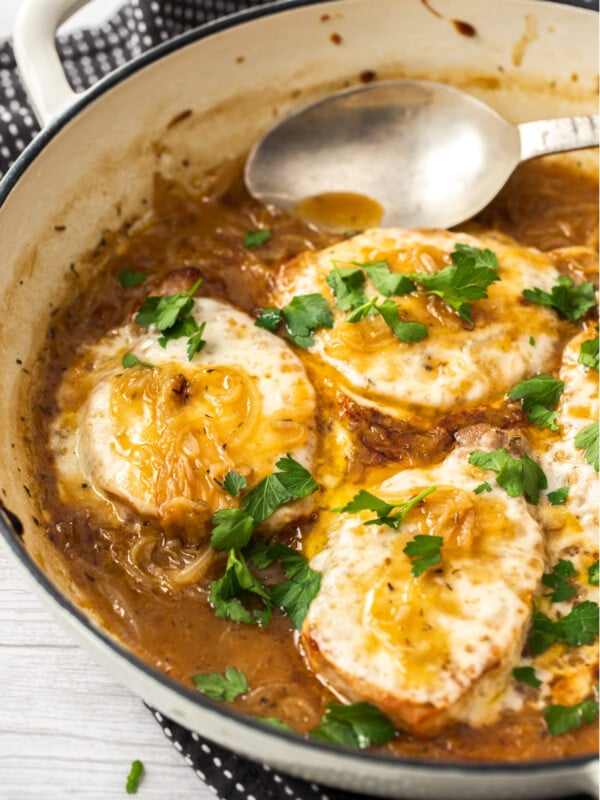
[271,229,566,415]
[51,298,317,537]
[302,446,545,735]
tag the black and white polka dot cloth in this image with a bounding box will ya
[0,1,597,798]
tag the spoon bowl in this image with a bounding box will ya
[244,80,598,230]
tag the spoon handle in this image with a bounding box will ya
[518,115,599,162]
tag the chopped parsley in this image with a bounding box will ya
[473,481,492,494]
[522,276,595,322]
[578,335,599,371]
[529,336,536,346]
[403,534,443,576]
[468,449,547,504]
[210,508,255,551]
[254,307,283,332]
[513,666,542,688]
[542,559,577,603]
[192,667,248,702]
[345,296,378,322]
[252,716,296,733]
[544,698,599,736]
[282,293,334,347]
[209,549,272,626]
[588,561,599,586]
[122,353,154,369]
[529,601,599,654]
[405,243,500,324]
[326,266,369,311]
[240,454,318,524]
[574,422,599,472]
[547,486,569,505]
[507,374,564,431]
[222,471,248,497]
[125,760,144,795]
[243,229,271,248]
[375,298,428,343]
[246,541,322,630]
[358,260,416,297]
[334,486,436,529]
[134,278,206,361]
[310,701,396,749]
[118,268,147,288]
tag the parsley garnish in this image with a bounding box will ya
[544,698,599,736]
[192,667,248,702]
[375,298,428,343]
[283,293,334,347]
[118,268,147,288]
[358,260,416,297]
[210,508,255,551]
[507,374,564,431]
[246,541,322,630]
[473,481,492,494]
[522,276,595,322]
[209,549,272,626]
[529,601,599,654]
[547,486,569,505]
[529,336,536,346]
[239,454,318,524]
[243,229,271,248]
[221,471,247,497]
[122,353,154,369]
[126,760,144,795]
[403,534,444,576]
[578,335,599,371]
[134,278,206,361]
[589,561,599,586]
[254,307,283,332]
[405,243,500,324]
[326,266,369,311]
[344,296,378,322]
[310,701,396,749]
[513,666,542,687]
[468,449,547,504]
[252,716,296,733]
[542,559,577,603]
[574,422,599,472]
[334,486,436,529]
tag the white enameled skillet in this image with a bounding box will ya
[0,0,597,796]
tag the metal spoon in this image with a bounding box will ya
[244,80,598,230]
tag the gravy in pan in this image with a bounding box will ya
[31,153,598,761]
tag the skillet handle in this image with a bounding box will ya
[13,0,90,127]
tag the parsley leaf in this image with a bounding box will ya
[575,422,599,472]
[192,667,248,702]
[522,276,595,322]
[209,549,272,626]
[547,486,569,505]
[310,702,396,749]
[376,298,429,343]
[222,471,248,497]
[135,278,205,361]
[406,243,500,323]
[255,307,283,332]
[241,455,318,524]
[589,561,599,587]
[544,699,599,736]
[118,268,147,288]
[326,266,369,311]
[529,601,599,654]
[468,449,547,504]
[126,760,144,794]
[578,336,599,371]
[210,508,255,551]
[252,716,296,733]
[358,260,416,297]
[513,666,542,687]
[542,559,577,603]
[507,374,564,431]
[403,534,443,576]
[243,229,271,248]
[334,486,436,529]
[345,296,378,322]
[473,481,492,494]
[282,293,334,348]
[122,353,154,369]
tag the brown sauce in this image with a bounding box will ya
[30,155,599,762]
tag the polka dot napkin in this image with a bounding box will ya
[0,1,596,799]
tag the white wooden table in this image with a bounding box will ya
[0,9,210,796]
